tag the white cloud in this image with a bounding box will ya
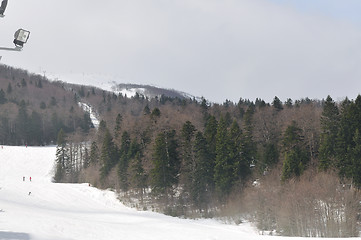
[1,0,361,103]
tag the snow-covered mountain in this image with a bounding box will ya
[111,83,197,100]
[44,72,200,101]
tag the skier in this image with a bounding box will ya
[29,176,31,182]
[23,176,25,181]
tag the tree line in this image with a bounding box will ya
[2,64,361,237]
[54,94,361,236]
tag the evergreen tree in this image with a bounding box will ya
[319,96,339,170]
[21,79,27,87]
[16,100,29,144]
[54,129,68,182]
[191,131,213,211]
[230,120,249,183]
[281,121,309,181]
[114,114,123,140]
[0,89,7,104]
[180,121,196,194]
[151,130,179,194]
[81,112,93,132]
[78,86,85,97]
[262,143,279,169]
[151,108,161,120]
[285,98,293,108]
[96,120,108,144]
[351,129,361,188]
[224,112,232,127]
[143,104,151,115]
[272,96,283,111]
[0,117,10,144]
[130,152,147,199]
[50,97,57,106]
[89,141,99,165]
[240,107,256,174]
[118,131,131,191]
[100,129,118,179]
[335,98,353,179]
[40,101,46,109]
[204,115,217,173]
[214,116,233,198]
[83,147,90,169]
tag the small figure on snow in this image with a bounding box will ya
[28,192,31,196]
[29,177,31,182]
[23,176,25,181]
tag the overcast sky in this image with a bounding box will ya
[1,0,361,103]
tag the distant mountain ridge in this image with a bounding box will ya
[111,83,197,100]
[44,72,200,101]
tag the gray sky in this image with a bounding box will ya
[1,0,361,103]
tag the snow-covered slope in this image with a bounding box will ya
[0,146,350,240]
[44,72,200,101]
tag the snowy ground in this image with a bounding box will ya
[0,146,355,240]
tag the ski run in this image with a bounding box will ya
[0,146,354,240]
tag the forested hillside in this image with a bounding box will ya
[0,65,93,145]
[1,64,361,237]
[55,83,361,237]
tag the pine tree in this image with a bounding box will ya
[118,131,131,191]
[214,116,233,198]
[89,141,99,165]
[262,143,279,169]
[100,129,118,179]
[180,121,196,194]
[240,107,256,175]
[143,104,151,115]
[78,86,85,97]
[83,147,90,169]
[192,131,213,211]
[16,100,29,144]
[54,129,68,182]
[335,98,353,179]
[319,96,339,170]
[204,115,217,172]
[21,79,27,87]
[151,130,179,194]
[272,96,283,111]
[81,112,93,132]
[114,114,123,140]
[0,89,6,104]
[130,152,147,200]
[351,129,361,188]
[230,120,248,183]
[281,121,309,181]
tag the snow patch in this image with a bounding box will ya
[78,102,100,129]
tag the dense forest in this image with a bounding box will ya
[1,64,361,237]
